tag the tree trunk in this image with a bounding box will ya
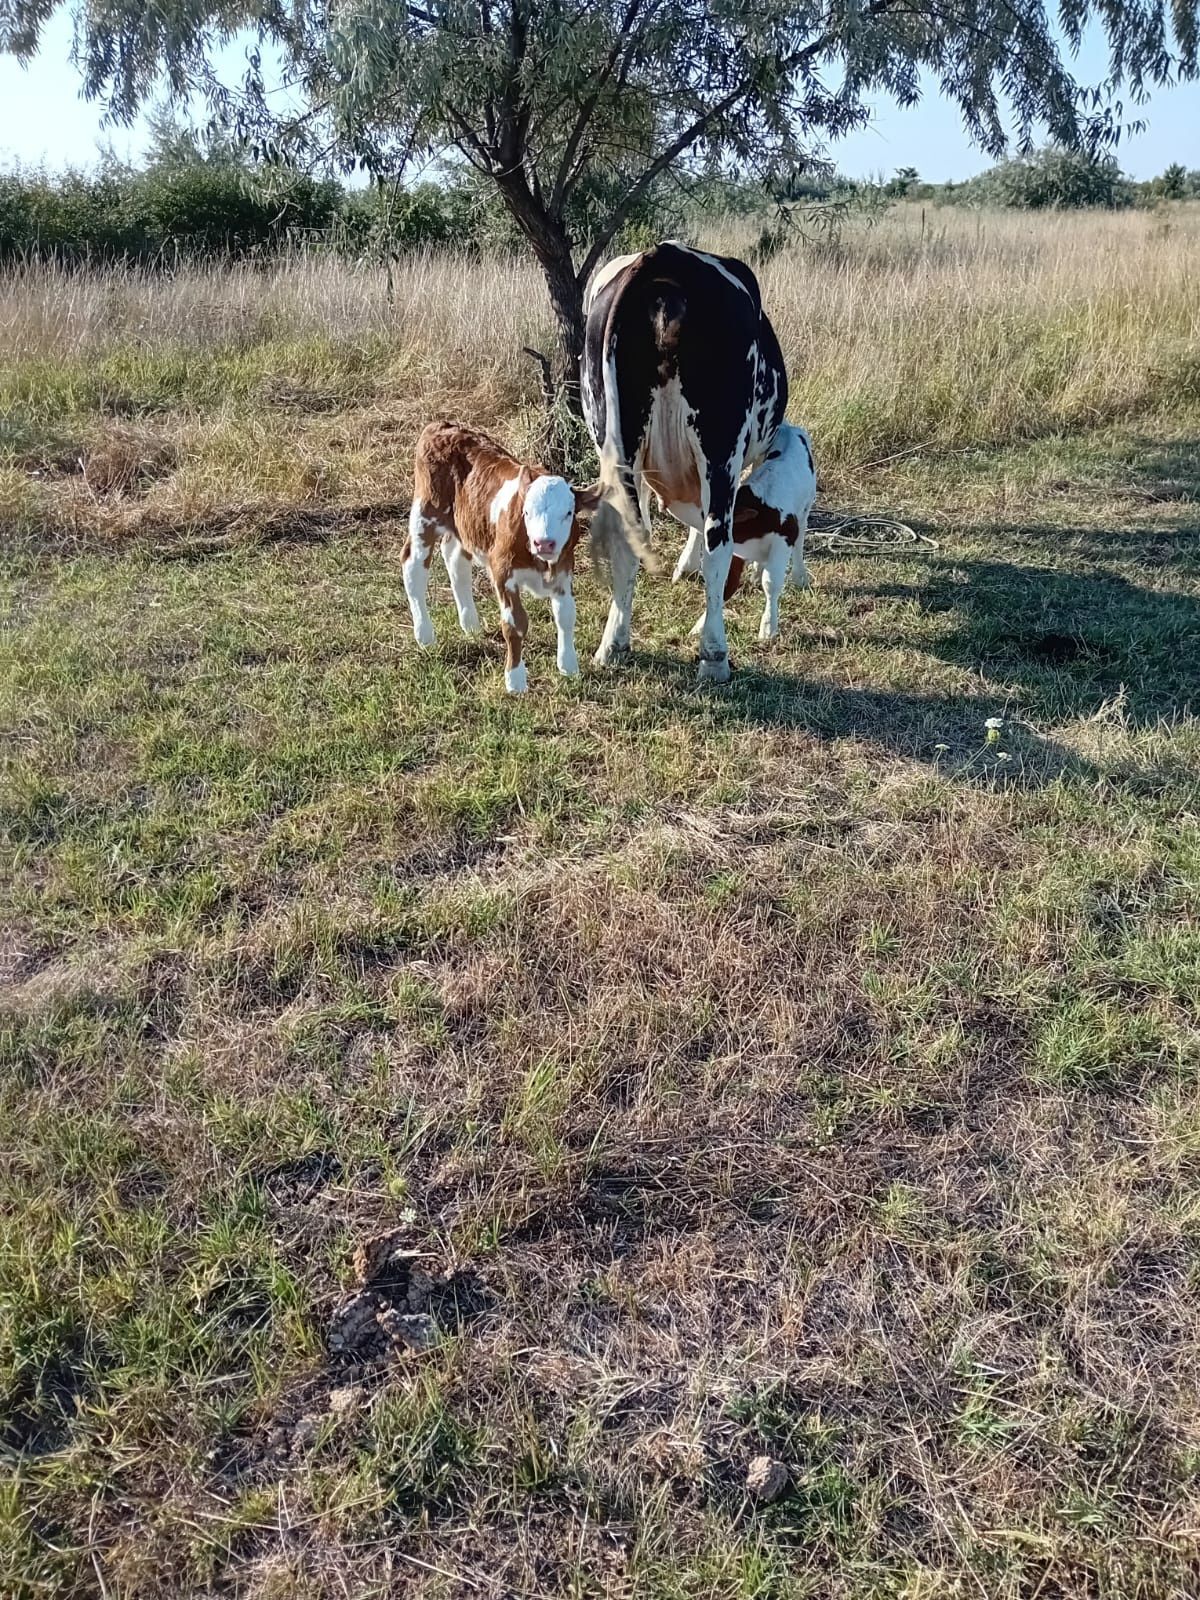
[539,246,585,418]
[493,170,586,419]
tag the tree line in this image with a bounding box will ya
[3,141,1196,269]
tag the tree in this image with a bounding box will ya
[1156,161,1188,198]
[886,166,921,197]
[5,0,1198,402]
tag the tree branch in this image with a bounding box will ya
[445,103,498,170]
[548,0,657,215]
[577,0,905,285]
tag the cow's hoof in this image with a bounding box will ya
[593,640,631,667]
[414,620,435,648]
[504,663,529,694]
[697,652,731,684]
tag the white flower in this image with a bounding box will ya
[984,717,1004,731]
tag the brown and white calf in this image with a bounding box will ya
[673,423,817,642]
[403,421,601,693]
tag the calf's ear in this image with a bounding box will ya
[518,464,534,493]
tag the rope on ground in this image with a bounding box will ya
[806,512,940,551]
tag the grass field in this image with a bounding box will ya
[4,205,1200,1598]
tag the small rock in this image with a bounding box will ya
[745,1454,788,1503]
[328,1385,365,1418]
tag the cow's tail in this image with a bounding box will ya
[589,308,659,578]
[591,452,657,581]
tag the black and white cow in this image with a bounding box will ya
[582,241,788,682]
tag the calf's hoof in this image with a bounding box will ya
[413,620,435,648]
[558,655,580,679]
[504,663,529,694]
[459,614,482,636]
[593,640,631,668]
[697,651,731,684]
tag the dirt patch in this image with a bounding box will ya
[256,1151,344,1203]
[260,378,343,414]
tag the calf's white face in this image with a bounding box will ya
[522,475,576,562]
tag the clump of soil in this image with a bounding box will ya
[327,1230,490,1368]
[745,1454,789,1502]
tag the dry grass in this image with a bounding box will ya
[3,205,1200,1599]
[3,203,1197,544]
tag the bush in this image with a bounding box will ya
[0,158,344,264]
[1139,163,1200,202]
[934,147,1135,210]
[337,181,484,257]
[0,166,150,258]
[134,163,342,255]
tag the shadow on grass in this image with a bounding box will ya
[612,518,1199,791]
[615,648,1099,790]
[965,518,1200,572]
[863,548,1199,728]
[1123,434,1200,509]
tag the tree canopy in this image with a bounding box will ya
[5,0,1198,378]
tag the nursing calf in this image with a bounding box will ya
[674,423,817,642]
[403,421,600,693]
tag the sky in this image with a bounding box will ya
[1,9,1197,182]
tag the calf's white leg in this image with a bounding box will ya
[672,525,704,583]
[790,514,812,590]
[551,584,579,677]
[441,532,480,634]
[759,537,790,641]
[403,498,436,647]
[494,576,529,694]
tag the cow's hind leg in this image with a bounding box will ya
[594,535,640,667]
[403,497,438,647]
[697,527,735,681]
[442,531,480,635]
[696,465,739,681]
[690,553,744,636]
